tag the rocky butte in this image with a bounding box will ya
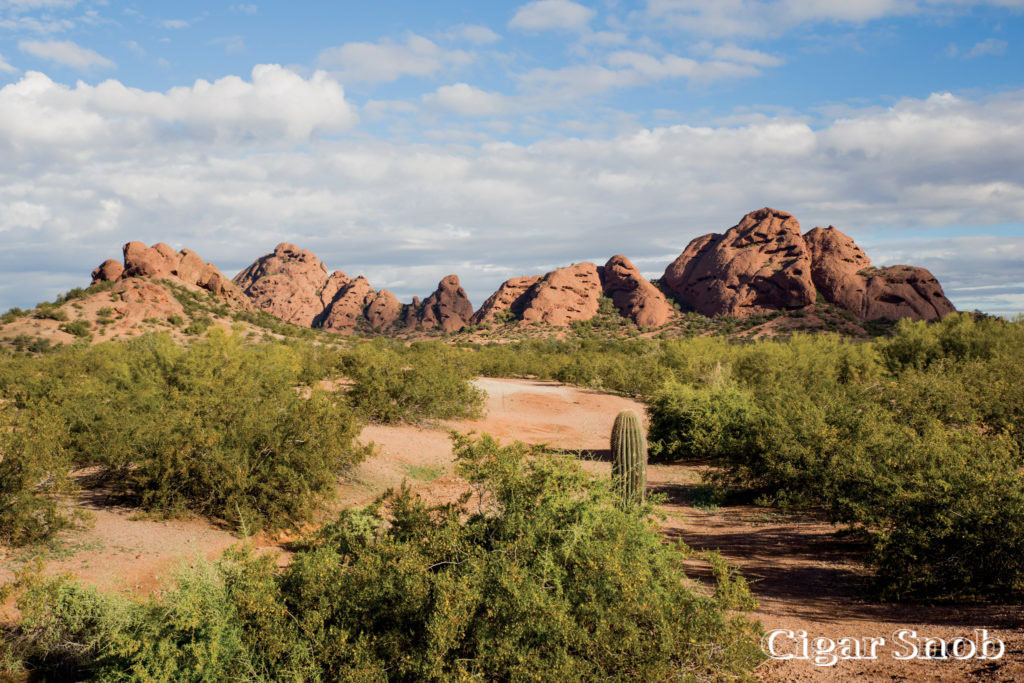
[86,208,955,337]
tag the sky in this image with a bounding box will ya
[0,0,1022,317]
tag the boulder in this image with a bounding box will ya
[122,241,178,278]
[662,208,816,318]
[91,259,124,284]
[804,226,955,320]
[600,255,673,327]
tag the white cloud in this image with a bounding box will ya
[0,65,357,149]
[697,42,785,67]
[18,39,114,70]
[1,76,1021,314]
[509,0,595,31]
[424,83,511,116]
[641,0,1024,37]
[607,50,762,81]
[450,24,501,45]
[161,19,189,29]
[1,0,80,9]
[0,53,16,73]
[230,3,258,14]
[515,48,775,100]
[965,38,1008,57]
[317,34,472,83]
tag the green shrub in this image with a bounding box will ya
[0,330,370,533]
[3,433,764,680]
[0,406,78,546]
[59,331,370,531]
[1,307,27,324]
[183,315,212,335]
[648,380,758,462]
[34,306,68,322]
[343,342,484,423]
[59,319,92,338]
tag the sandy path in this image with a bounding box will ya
[2,377,1021,681]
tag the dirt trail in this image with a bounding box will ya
[2,377,1020,680]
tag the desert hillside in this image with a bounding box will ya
[1,208,956,353]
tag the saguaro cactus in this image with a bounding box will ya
[611,410,647,505]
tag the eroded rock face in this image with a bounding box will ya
[92,242,250,308]
[91,259,124,284]
[600,255,673,327]
[320,276,374,331]
[662,208,816,318]
[233,243,329,326]
[365,290,403,330]
[804,226,954,320]
[417,275,474,333]
[472,276,541,325]
[520,263,603,326]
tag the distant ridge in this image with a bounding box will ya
[86,207,954,336]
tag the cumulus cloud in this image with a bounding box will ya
[509,0,595,31]
[317,34,472,83]
[0,64,357,150]
[0,72,1021,316]
[18,39,113,70]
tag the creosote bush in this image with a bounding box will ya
[2,433,764,681]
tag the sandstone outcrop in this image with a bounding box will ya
[91,242,250,308]
[319,276,374,331]
[365,290,403,330]
[662,208,817,318]
[233,243,329,326]
[472,276,541,325]
[416,275,474,333]
[91,259,124,284]
[521,263,604,326]
[600,255,673,327]
[803,226,954,320]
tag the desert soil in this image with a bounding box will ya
[2,377,1021,681]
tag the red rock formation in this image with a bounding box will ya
[600,255,672,327]
[365,290,403,330]
[417,275,474,333]
[662,208,816,318]
[233,243,329,326]
[91,259,124,284]
[320,276,374,331]
[91,242,250,309]
[519,263,604,326]
[804,226,954,320]
[472,276,541,325]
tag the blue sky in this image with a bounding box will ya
[0,0,1022,316]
